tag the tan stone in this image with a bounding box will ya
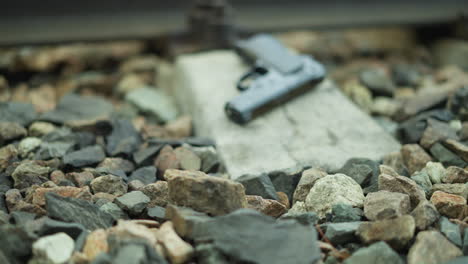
[165,205,210,238]
[31,186,92,206]
[443,166,468,184]
[141,181,169,208]
[401,144,433,175]
[276,191,290,209]
[378,172,426,209]
[292,168,327,204]
[164,115,192,138]
[82,229,109,260]
[163,169,206,181]
[156,221,194,264]
[430,191,467,218]
[108,220,158,247]
[444,139,468,162]
[246,195,287,218]
[154,145,180,179]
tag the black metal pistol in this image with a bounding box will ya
[225,34,326,124]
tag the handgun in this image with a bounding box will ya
[225,34,326,124]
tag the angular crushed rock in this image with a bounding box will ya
[407,230,462,264]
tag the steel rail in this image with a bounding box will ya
[1,0,467,45]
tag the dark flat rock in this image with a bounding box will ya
[63,145,106,167]
[0,102,37,126]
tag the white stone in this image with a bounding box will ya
[32,232,74,264]
[425,162,445,184]
[173,51,401,179]
[18,137,41,156]
[305,173,364,218]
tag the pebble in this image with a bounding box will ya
[28,121,57,137]
[195,243,229,264]
[128,166,157,185]
[67,171,94,187]
[11,160,50,189]
[125,87,178,122]
[430,191,466,218]
[146,205,166,222]
[430,142,467,168]
[342,79,373,113]
[292,168,327,204]
[236,173,279,200]
[357,215,415,250]
[371,97,401,117]
[268,166,303,202]
[336,158,379,189]
[407,230,462,264]
[443,166,468,183]
[63,145,106,167]
[363,190,411,220]
[105,119,141,157]
[279,211,319,226]
[444,139,468,162]
[419,119,458,149]
[359,68,395,96]
[168,169,247,216]
[438,217,463,247]
[165,205,210,238]
[276,191,290,208]
[82,229,109,260]
[305,173,364,219]
[0,144,17,171]
[431,183,468,199]
[378,166,426,209]
[401,144,433,175]
[410,201,440,230]
[190,209,321,264]
[32,232,74,264]
[425,161,445,184]
[114,191,150,216]
[187,145,220,173]
[31,186,92,206]
[411,169,433,195]
[154,145,180,179]
[392,63,421,87]
[45,193,114,230]
[157,221,194,264]
[343,241,403,264]
[174,146,201,171]
[97,157,135,174]
[90,174,127,196]
[133,143,163,166]
[141,181,169,207]
[18,137,42,156]
[0,122,27,144]
[40,94,113,126]
[324,221,361,245]
[99,202,128,220]
[331,203,363,223]
[0,101,37,126]
[245,195,287,218]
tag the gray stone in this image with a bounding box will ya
[363,190,411,221]
[410,201,440,230]
[146,206,166,222]
[45,193,114,230]
[36,141,75,160]
[105,119,141,157]
[463,228,468,255]
[397,109,454,144]
[305,174,364,219]
[128,166,157,185]
[18,137,42,156]
[392,63,422,87]
[195,243,229,264]
[133,144,163,167]
[191,209,321,264]
[439,217,463,247]
[324,222,361,245]
[344,241,403,264]
[10,211,36,225]
[0,122,26,144]
[430,143,467,168]
[444,139,468,163]
[279,211,319,226]
[443,257,468,264]
[0,102,37,126]
[356,215,415,250]
[236,173,278,200]
[336,158,379,191]
[37,218,87,248]
[331,203,363,223]
[0,224,36,264]
[63,145,106,167]
[125,86,178,122]
[99,202,128,221]
[425,162,445,184]
[382,151,409,176]
[359,68,395,97]
[411,170,433,195]
[268,166,303,201]
[110,242,168,264]
[292,168,326,204]
[32,232,74,264]
[40,94,113,125]
[420,119,458,149]
[114,191,150,216]
[90,175,128,196]
[189,146,220,173]
[11,160,50,189]
[165,205,211,238]
[173,51,400,179]
[408,230,462,264]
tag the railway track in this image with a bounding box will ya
[1,0,467,45]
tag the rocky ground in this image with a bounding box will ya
[0,26,468,264]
